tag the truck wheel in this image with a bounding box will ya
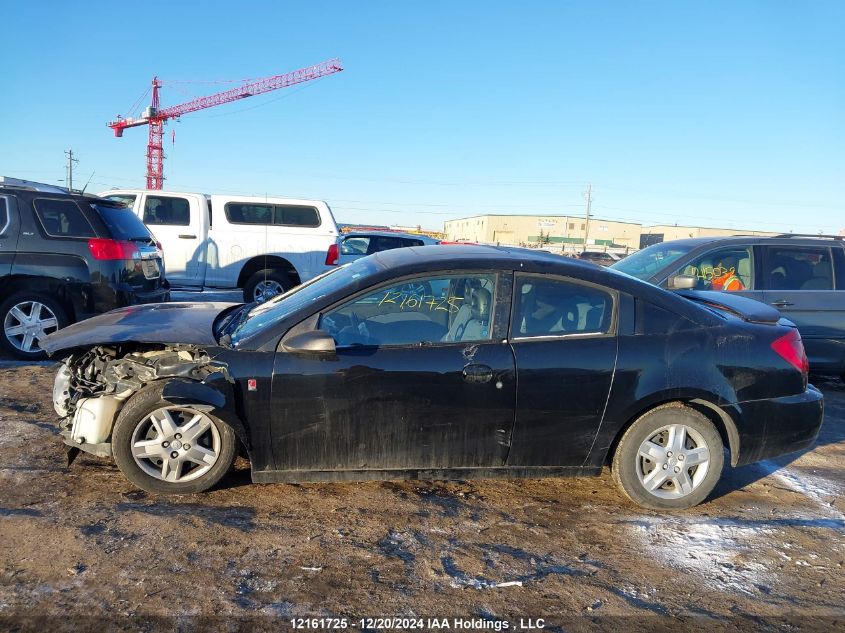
[112,381,237,495]
[611,403,724,510]
[0,292,69,360]
[243,269,294,303]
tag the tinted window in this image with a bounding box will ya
[341,236,370,255]
[320,273,496,347]
[33,198,95,238]
[512,275,613,337]
[276,205,320,227]
[765,246,833,291]
[104,194,137,208]
[225,203,320,227]
[92,204,155,241]
[674,246,753,291]
[368,236,408,253]
[0,197,8,234]
[143,196,190,226]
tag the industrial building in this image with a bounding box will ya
[443,214,783,252]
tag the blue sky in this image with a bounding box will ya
[2,1,843,232]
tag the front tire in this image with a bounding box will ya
[243,269,294,303]
[611,403,724,510]
[0,291,68,360]
[112,382,237,494]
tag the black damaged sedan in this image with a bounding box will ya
[42,246,824,510]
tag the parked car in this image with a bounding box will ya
[338,231,439,265]
[611,234,845,376]
[42,245,822,510]
[578,250,621,266]
[99,189,340,302]
[0,177,169,359]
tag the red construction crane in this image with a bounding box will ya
[108,58,343,189]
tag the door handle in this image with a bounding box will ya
[462,363,493,384]
[178,234,197,239]
[771,300,794,308]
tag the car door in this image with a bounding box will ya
[140,193,205,286]
[506,273,618,466]
[761,244,845,371]
[269,271,516,472]
[0,194,19,276]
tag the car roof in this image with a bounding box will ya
[651,235,844,249]
[343,231,438,241]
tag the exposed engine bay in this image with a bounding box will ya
[54,345,230,461]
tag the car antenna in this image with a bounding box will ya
[80,171,95,194]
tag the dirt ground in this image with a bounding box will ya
[0,360,843,632]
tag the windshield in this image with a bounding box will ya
[231,258,380,342]
[611,242,695,281]
[92,203,156,242]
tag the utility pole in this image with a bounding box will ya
[64,149,79,191]
[583,183,593,249]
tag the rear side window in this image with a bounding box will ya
[33,198,96,238]
[673,246,753,292]
[369,236,408,253]
[225,203,321,227]
[0,197,8,234]
[92,204,155,241]
[143,196,190,226]
[512,275,613,337]
[764,246,833,291]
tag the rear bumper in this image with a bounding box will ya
[735,385,824,465]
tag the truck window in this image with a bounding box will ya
[104,194,137,209]
[225,203,273,224]
[225,202,321,227]
[33,198,96,238]
[143,196,190,226]
[274,205,320,228]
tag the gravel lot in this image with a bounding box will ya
[0,294,842,631]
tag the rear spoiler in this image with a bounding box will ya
[677,290,781,324]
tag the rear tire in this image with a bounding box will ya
[0,291,69,360]
[112,381,237,495]
[243,269,294,303]
[611,402,724,510]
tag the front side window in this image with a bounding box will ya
[341,236,370,255]
[512,275,613,337]
[320,273,496,347]
[143,196,190,226]
[33,198,95,238]
[673,246,753,292]
[764,246,833,290]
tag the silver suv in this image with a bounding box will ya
[612,234,845,376]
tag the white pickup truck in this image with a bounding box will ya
[100,189,340,302]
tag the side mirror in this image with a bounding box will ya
[667,274,698,290]
[282,330,337,356]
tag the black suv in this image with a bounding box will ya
[612,234,845,375]
[0,177,169,359]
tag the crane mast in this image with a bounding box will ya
[108,59,343,189]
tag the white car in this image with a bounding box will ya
[101,190,340,301]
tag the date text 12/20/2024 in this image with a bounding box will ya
[291,617,546,630]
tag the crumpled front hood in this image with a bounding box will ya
[40,302,239,355]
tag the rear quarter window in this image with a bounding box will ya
[33,198,96,238]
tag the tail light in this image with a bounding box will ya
[771,329,809,375]
[88,238,141,261]
[325,242,340,266]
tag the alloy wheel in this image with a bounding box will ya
[635,423,711,499]
[130,407,221,483]
[252,279,284,302]
[3,301,60,353]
